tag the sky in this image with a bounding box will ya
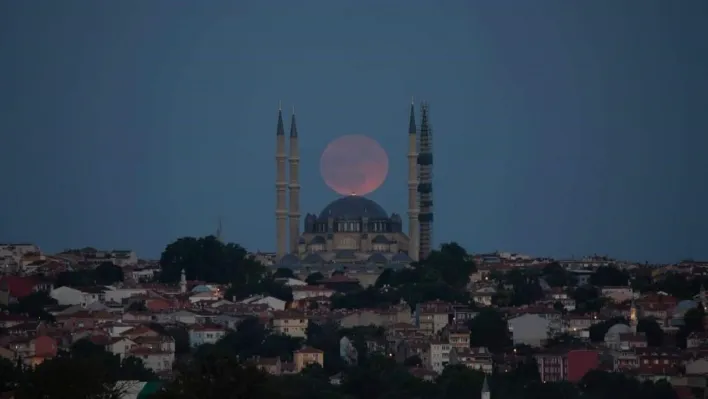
[1,1,707,263]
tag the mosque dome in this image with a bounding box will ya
[604,323,631,340]
[318,196,388,221]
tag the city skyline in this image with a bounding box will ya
[1,2,707,262]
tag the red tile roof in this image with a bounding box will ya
[0,276,37,298]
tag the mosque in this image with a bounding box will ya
[273,101,434,272]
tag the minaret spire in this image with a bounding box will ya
[275,106,288,259]
[216,216,223,242]
[407,100,419,261]
[180,268,187,294]
[481,375,491,399]
[630,296,638,334]
[288,107,301,254]
[417,102,434,260]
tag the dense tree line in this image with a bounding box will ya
[328,242,477,311]
[0,339,156,398]
[150,351,679,399]
[0,330,682,399]
[0,291,57,322]
[158,235,295,301]
[53,261,124,287]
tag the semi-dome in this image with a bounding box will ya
[318,196,388,221]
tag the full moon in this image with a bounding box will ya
[320,135,389,196]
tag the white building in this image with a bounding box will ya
[291,286,334,301]
[188,325,227,348]
[423,340,451,374]
[508,314,550,347]
[50,286,106,306]
[271,312,307,338]
[275,277,307,287]
[239,295,286,311]
[104,288,147,304]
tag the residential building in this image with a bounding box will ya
[449,347,493,373]
[535,350,568,382]
[271,311,307,338]
[294,347,324,373]
[50,286,106,306]
[188,324,227,348]
[423,340,451,373]
[508,314,549,347]
[415,300,452,335]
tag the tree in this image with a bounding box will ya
[273,268,295,279]
[590,266,629,287]
[306,272,325,285]
[207,317,268,360]
[119,356,157,380]
[341,353,433,399]
[55,270,95,287]
[306,321,347,374]
[542,262,576,288]
[589,317,626,342]
[403,355,422,367]
[0,357,21,392]
[677,305,705,348]
[420,242,476,289]
[467,309,511,352]
[127,301,147,312]
[435,364,485,399]
[155,355,282,399]
[259,333,303,361]
[7,291,57,321]
[159,236,266,294]
[14,354,127,399]
[94,262,124,285]
[683,306,705,333]
[374,269,395,288]
[509,278,544,306]
[578,370,679,399]
[637,318,664,346]
[654,274,692,300]
[571,285,604,313]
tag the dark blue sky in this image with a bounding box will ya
[1,1,706,262]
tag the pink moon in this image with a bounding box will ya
[320,135,389,196]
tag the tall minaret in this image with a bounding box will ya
[180,268,187,294]
[417,102,434,260]
[629,297,638,334]
[288,107,301,254]
[481,375,491,399]
[275,104,288,259]
[407,100,420,261]
[216,216,223,242]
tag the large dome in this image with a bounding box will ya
[318,196,388,221]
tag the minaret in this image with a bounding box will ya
[700,284,706,309]
[216,216,223,242]
[417,102,434,260]
[275,104,288,259]
[481,375,491,399]
[407,100,420,261]
[629,297,638,334]
[288,107,301,253]
[180,268,187,293]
